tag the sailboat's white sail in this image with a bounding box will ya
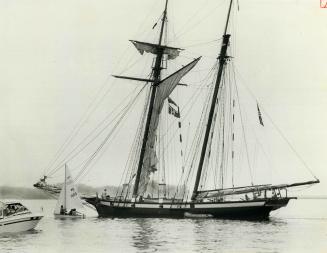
[54,166,84,214]
[138,58,200,195]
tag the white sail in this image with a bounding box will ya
[130,40,183,60]
[54,165,84,214]
[138,57,200,195]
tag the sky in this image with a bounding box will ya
[0,0,326,196]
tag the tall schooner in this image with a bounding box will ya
[35,0,319,220]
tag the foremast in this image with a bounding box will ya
[191,0,234,201]
[113,0,199,198]
[132,0,168,197]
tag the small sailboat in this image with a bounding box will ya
[0,201,43,233]
[54,165,85,219]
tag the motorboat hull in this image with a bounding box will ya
[0,214,43,233]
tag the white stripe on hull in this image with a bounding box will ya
[99,200,266,209]
[194,202,265,209]
[0,215,43,233]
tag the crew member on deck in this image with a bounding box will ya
[102,189,107,200]
[60,205,66,215]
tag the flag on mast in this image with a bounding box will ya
[168,97,180,118]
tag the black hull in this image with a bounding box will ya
[85,197,291,220]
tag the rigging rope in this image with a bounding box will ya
[44,75,115,175]
[75,84,148,182]
[233,67,254,185]
[116,84,151,199]
[232,62,319,181]
[47,84,146,177]
[169,0,225,43]
[183,39,222,49]
[177,66,217,199]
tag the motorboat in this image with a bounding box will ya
[0,201,43,233]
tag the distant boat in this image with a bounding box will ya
[0,201,43,233]
[54,164,85,219]
[33,175,61,195]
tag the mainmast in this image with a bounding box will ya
[191,0,234,201]
[132,0,169,197]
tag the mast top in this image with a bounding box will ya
[158,0,169,46]
[223,0,234,36]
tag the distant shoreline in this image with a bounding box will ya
[0,185,326,200]
[0,186,51,199]
[0,184,118,199]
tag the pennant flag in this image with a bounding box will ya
[168,97,180,118]
[257,102,264,126]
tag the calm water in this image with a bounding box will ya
[0,199,326,253]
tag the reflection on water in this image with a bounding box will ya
[0,229,42,252]
[0,199,326,253]
[132,219,156,252]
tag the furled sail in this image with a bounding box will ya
[130,40,183,60]
[138,57,201,195]
[34,176,61,195]
[54,166,84,214]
